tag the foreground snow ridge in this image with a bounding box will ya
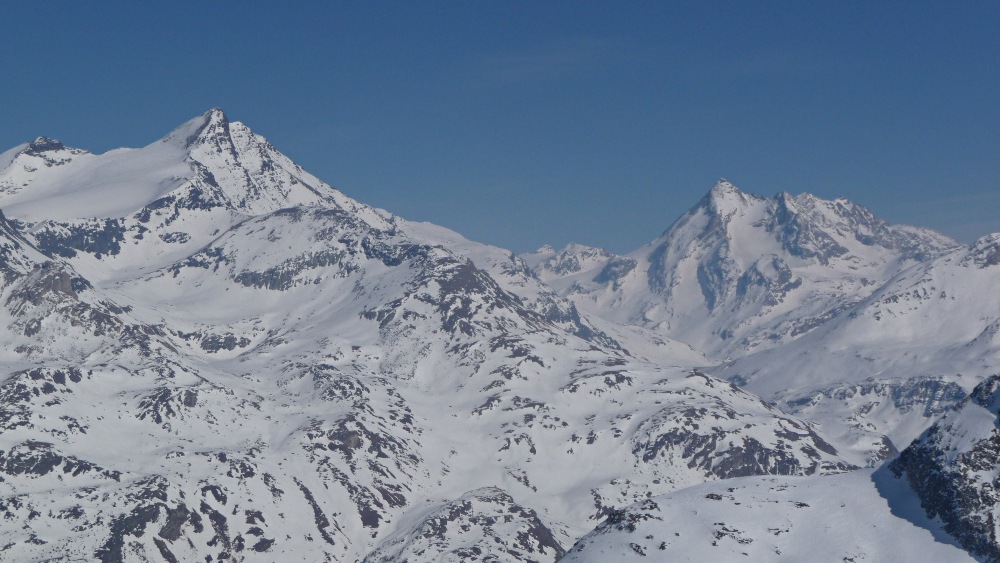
[562,470,973,562]
[0,109,997,562]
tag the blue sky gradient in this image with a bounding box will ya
[3,2,998,253]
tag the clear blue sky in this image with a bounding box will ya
[3,2,998,253]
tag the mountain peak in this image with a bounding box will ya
[701,179,757,213]
[186,107,231,147]
[161,107,232,149]
[710,178,740,197]
[26,136,65,153]
[0,108,345,223]
[204,107,228,122]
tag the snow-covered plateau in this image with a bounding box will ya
[0,109,997,562]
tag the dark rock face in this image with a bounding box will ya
[233,249,357,290]
[8,261,88,305]
[769,193,952,263]
[0,213,47,284]
[696,247,740,312]
[0,441,118,480]
[533,295,615,347]
[612,372,857,487]
[891,375,1000,561]
[538,245,613,277]
[965,235,1000,269]
[300,413,417,532]
[33,219,127,259]
[2,259,159,348]
[199,333,251,353]
[787,376,967,419]
[82,476,277,563]
[733,255,801,308]
[0,367,85,433]
[96,504,167,563]
[632,398,853,479]
[602,499,663,533]
[768,194,849,264]
[136,387,200,425]
[16,136,86,168]
[592,256,637,287]
[644,238,673,296]
[27,136,66,153]
[363,487,565,563]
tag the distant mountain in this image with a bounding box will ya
[524,180,977,466]
[524,179,958,359]
[0,111,857,562]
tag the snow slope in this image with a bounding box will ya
[561,469,975,562]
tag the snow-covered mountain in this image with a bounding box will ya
[524,180,958,359]
[0,111,870,562]
[524,181,993,466]
[3,109,999,562]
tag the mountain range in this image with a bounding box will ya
[0,109,997,562]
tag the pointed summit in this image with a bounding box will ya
[161,107,231,149]
[710,178,740,197]
[0,108,347,222]
[700,179,757,214]
[200,107,229,132]
[204,107,227,122]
